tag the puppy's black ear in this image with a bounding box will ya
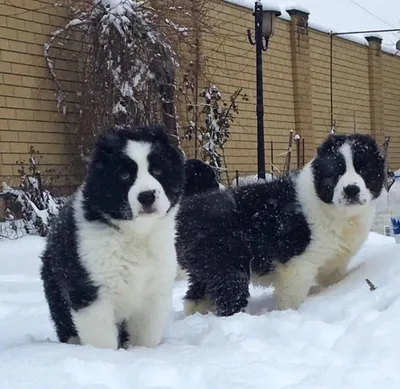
[96,128,122,156]
[316,134,335,156]
[317,134,347,156]
[149,124,170,144]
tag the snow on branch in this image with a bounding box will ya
[44,0,190,156]
[44,17,88,115]
[184,82,248,170]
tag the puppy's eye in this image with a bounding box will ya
[120,172,131,181]
[152,168,162,176]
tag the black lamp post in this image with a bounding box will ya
[247,1,281,180]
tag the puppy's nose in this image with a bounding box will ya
[343,184,360,199]
[138,190,156,207]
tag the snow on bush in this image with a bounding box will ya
[0,183,65,240]
[183,82,248,171]
[0,151,67,239]
[45,0,189,158]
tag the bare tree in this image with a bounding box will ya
[44,0,191,157]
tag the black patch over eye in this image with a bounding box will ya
[148,148,165,178]
[352,143,385,199]
[312,152,346,204]
[354,157,374,175]
[319,156,345,178]
[120,172,131,181]
[151,167,163,176]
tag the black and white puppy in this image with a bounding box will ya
[177,134,385,316]
[40,125,185,349]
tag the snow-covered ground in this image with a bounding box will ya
[1,233,400,388]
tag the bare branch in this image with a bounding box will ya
[365,278,377,291]
[44,17,89,115]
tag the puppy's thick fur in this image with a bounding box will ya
[175,159,225,281]
[183,159,224,196]
[177,134,385,315]
[40,126,185,349]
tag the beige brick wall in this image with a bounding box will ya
[1,0,400,188]
[310,30,372,145]
[193,1,400,178]
[197,1,297,180]
[309,30,333,143]
[0,0,81,192]
[382,53,400,170]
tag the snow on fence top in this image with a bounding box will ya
[226,0,281,9]
[231,173,274,187]
[224,0,399,55]
[97,0,137,15]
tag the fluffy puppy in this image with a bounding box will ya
[177,134,385,315]
[40,125,185,349]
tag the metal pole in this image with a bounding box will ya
[330,32,333,130]
[383,137,391,191]
[285,130,293,174]
[255,2,266,180]
[332,28,400,36]
[270,140,274,177]
[194,35,200,159]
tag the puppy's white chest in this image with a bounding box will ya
[313,209,373,263]
[80,235,159,314]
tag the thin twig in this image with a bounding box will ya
[284,130,294,173]
[44,17,90,114]
[365,278,377,291]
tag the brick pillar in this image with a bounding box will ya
[287,8,314,163]
[365,36,384,142]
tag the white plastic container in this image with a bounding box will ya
[388,170,400,243]
[371,189,390,236]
